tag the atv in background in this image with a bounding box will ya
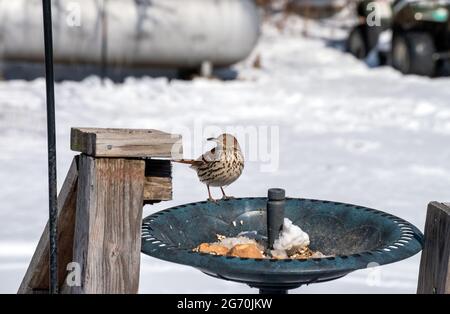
[347,0,450,76]
[391,0,450,76]
[347,0,393,60]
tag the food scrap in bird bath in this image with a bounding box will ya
[193,219,330,259]
[216,234,226,241]
[193,235,263,258]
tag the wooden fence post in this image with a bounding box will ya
[19,128,181,294]
[18,157,79,293]
[417,202,450,294]
[70,155,145,293]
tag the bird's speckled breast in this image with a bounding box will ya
[197,149,244,187]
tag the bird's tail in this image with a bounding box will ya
[172,159,196,165]
[172,159,203,169]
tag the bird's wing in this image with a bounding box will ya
[190,147,218,169]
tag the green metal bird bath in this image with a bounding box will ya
[141,195,423,294]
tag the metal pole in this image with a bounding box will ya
[266,188,285,250]
[259,288,288,295]
[42,0,58,294]
[260,189,288,295]
[100,0,108,83]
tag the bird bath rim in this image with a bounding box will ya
[141,197,423,291]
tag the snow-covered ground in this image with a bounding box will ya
[1,16,450,294]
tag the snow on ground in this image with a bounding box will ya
[1,16,450,293]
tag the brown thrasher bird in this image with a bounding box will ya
[175,134,244,202]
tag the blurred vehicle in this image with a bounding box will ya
[347,0,450,76]
[347,0,393,61]
[391,0,450,76]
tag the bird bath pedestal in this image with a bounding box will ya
[142,190,423,294]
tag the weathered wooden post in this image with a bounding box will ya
[417,202,450,294]
[19,128,181,294]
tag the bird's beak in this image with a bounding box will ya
[207,137,216,142]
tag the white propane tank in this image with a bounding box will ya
[0,0,261,68]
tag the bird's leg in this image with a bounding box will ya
[207,185,217,202]
[220,187,234,200]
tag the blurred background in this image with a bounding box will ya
[1,0,450,293]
